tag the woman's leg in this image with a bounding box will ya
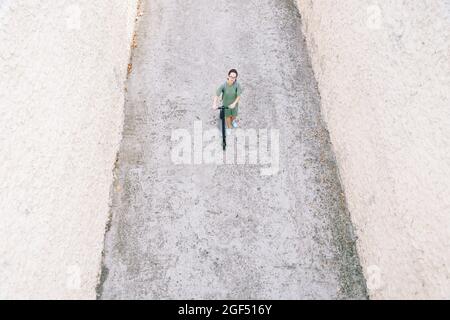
[225,116,232,128]
[230,107,238,123]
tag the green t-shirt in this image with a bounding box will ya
[216,82,242,107]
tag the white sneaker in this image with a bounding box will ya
[232,120,238,128]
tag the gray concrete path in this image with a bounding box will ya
[97,0,367,299]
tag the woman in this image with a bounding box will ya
[212,69,243,136]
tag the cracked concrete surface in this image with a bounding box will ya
[97,0,368,299]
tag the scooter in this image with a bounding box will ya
[218,106,229,151]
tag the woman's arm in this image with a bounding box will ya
[213,84,224,109]
[212,94,220,109]
[230,83,242,108]
[229,95,241,109]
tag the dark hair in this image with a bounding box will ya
[228,69,238,77]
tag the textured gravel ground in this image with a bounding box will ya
[97,0,368,299]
